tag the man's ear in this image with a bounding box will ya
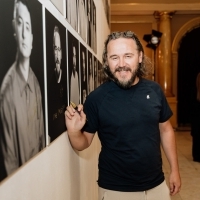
[139,51,143,63]
[105,57,108,66]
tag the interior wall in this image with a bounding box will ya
[0,0,110,199]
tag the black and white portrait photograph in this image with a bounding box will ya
[98,60,103,87]
[86,0,96,52]
[92,1,97,53]
[80,43,87,104]
[45,9,67,142]
[78,0,87,42]
[86,0,92,48]
[66,0,78,32]
[0,0,45,181]
[68,31,80,106]
[50,0,64,16]
[88,51,94,94]
[94,56,98,89]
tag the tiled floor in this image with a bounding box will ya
[162,131,200,200]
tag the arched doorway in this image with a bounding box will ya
[177,27,200,126]
[172,17,200,129]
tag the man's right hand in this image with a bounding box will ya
[65,104,94,151]
[65,104,86,133]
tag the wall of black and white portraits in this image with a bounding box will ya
[0,0,102,182]
[66,0,97,52]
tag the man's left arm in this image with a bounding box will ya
[159,120,181,196]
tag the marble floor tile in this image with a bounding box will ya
[162,131,200,200]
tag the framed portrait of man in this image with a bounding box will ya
[92,1,97,53]
[98,60,103,87]
[78,0,87,42]
[86,0,92,48]
[80,43,87,104]
[66,0,78,31]
[94,56,98,89]
[68,30,80,106]
[45,8,68,143]
[87,51,94,94]
[0,0,45,181]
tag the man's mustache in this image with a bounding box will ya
[56,58,60,64]
[115,66,131,72]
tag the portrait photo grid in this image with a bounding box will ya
[0,0,102,181]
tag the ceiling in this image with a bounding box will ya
[110,1,200,16]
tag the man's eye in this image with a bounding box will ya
[26,25,30,32]
[17,19,22,25]
[112,57,118,60]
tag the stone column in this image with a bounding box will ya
[154,11,178,128]
[154,11,175,97]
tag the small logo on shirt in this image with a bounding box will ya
[147,95,150,99]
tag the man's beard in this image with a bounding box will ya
[56,58,60,65]
[105,65,139,89]
[55,58,61,71]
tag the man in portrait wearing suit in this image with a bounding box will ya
[81,50,87,103]
[87,0,92,47]
[94,57,98,89]
[88,54,93,94]
[70,44,80,105]
[48,25,67,142]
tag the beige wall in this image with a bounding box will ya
[0,0,110,199]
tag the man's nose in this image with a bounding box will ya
[22,24,25,39]
[22,23,28,39]
[119,57,125,67]
[56,49,59,56]
[56,58,60,64]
